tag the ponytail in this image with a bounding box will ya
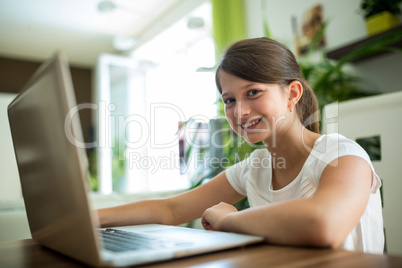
[297,81,319,133]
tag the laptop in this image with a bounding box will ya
[7,52,263,267]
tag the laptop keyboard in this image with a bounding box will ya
[100,229,193,252]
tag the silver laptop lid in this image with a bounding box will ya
[7,52,103,267]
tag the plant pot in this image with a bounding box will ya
[365,11,400,36]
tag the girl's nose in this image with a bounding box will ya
[234,101,251,118]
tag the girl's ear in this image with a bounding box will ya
[287,80,303,110]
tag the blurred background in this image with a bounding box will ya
[0,0,401,253]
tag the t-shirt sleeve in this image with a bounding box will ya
[225,157,249,196]
[313,134,381,193]
[225,149,265,197]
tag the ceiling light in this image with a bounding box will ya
[187,17,205,29]
[97,0,117,13]
[113,36,136,51]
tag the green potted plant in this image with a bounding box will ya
[360,0,402,36]
[298,20,402,125]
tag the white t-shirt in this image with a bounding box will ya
[225,133,384,254]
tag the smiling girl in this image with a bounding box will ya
[97,37,384,254]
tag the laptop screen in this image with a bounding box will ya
[7,52,102,266]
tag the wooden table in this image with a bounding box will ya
[1,239,402,268]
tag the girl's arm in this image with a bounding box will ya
[202,155,373,248]
[97,171,244,228]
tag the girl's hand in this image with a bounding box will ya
[201,202,238,231]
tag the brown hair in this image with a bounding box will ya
[216,37,319,133]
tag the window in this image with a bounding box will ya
[96,2,216,194]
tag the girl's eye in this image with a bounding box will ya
[247,89,260,96]
[224,98,235,104]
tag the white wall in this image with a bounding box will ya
[245,0,402,94]
[246,0,365,50]
[0,93,20,199]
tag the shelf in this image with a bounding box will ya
[326,25,402,63]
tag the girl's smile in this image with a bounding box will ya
[240,117,263,130]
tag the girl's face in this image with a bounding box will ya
[219,71,291,145]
